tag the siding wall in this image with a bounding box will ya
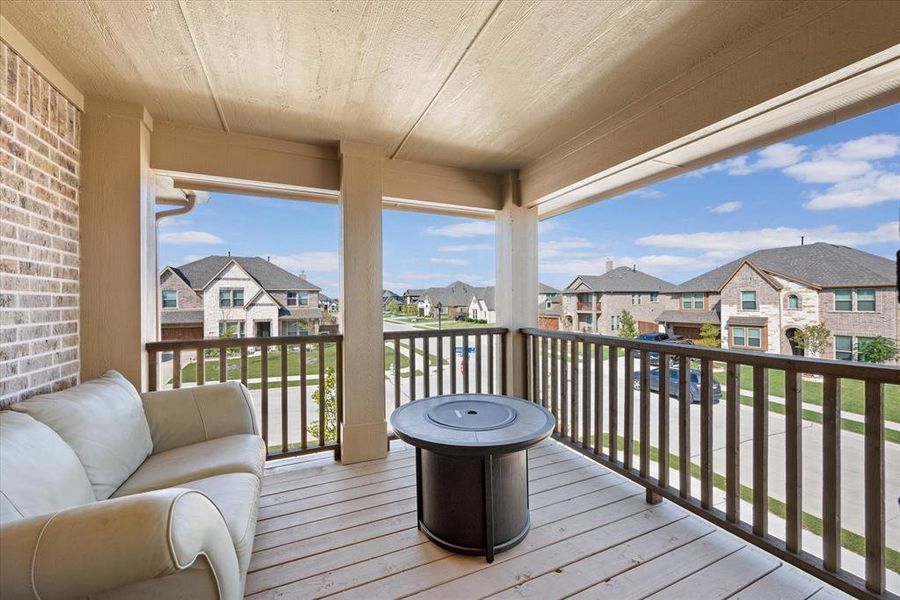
[0,41,81,407]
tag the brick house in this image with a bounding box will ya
[467,283,560,324]
[560,263,673,335]
[668,243,897,360]
[158,255,322,341]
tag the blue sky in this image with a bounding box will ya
[159,104,899,297]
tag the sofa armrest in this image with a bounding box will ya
[0,489,241,600]
[141,382,259,453]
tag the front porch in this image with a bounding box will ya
[248,439,837,599]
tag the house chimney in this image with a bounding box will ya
[605,258,614,273]
[299,270,307,280]
[267,255,270,262]
[632,264,636,272]
[227,251,231,257]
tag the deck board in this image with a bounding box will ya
[246,439,843,599]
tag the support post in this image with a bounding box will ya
[338,141,388,463]
[495,172,539,399]
[80,101,156,389]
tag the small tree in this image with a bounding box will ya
[697,324,721,347]
[618,310,637,339]
[856,336,898,364]
[307,367,338,443]
[386,298,399,314]
[790,323,831,357]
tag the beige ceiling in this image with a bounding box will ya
[2,0,826,172]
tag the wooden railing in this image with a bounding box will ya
[576,301,599,312]
[384,327,508,412]
[521,328,899,600]
[146,334,343,460]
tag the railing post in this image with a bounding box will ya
[864,380,885,594]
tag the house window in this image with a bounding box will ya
[219,288,244,308]
[631,294,641,305]
[284,322,307,336]
[741,290,757,311]
[856,288,876,312]
[731,326,762,349]
[610,315,620,331]
[787,294,800,310]
[650,292,659,303]
[834,335,853,361]
[681,293,704,310]
[287,292,298,306]
[834,289,852,311]
[298,291,309,306]
[161,290,177,309]
[218,320,245,338]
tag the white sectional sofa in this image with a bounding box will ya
[0,371,265,599]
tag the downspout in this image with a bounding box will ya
[156,190,196,221]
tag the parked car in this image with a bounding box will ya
[649,337,695,366]
[632,367,721,404]
[638,332,670,342]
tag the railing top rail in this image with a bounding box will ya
[383,327,508,340]
[146,333,343,352]
[521,327,900,383]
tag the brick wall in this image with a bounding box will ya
[0,41,81,407]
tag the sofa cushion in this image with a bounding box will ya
[173,473,261,574]
[112,434,265,498]
[0,411,96,523]
[11,371,153,500]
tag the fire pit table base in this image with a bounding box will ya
[416,448,530,562]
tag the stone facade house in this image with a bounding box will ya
[466,283,559,324]
[560,264,673,335]
[671,243,897,360]
[158,255,322,341]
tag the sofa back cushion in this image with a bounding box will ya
[10,371,153,500]
[0,411,96,523]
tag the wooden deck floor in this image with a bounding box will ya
[246,440,844,600]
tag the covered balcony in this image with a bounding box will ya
[1,2,899,599]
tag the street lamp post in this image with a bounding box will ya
[436,302,443,330]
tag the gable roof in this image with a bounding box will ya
[672,243,896,292]
[539,283,559,294]
[422,280,482,307]
[168,255,321,292]
[564,267,673,293]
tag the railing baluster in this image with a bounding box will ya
[639,349,650,482]
[608,345,618,463]
[527,334,535,401]
[260,347,269,448]
[196,347,205,386]
[785,368,802,553]
[394,338,401,408]
[318,342,325,448]
[864,380,884,594]
[623,348,634,470]
[279,344,287,454]
[438,333,445,394]
[172,350,181,389]
[280,344,287,452]
[301,342,308,450]
[560,340,569,438]
[582,341,590,448]
[658,353,669,489]
[752,365,769,537]
[725,361,740,523]
[148,350,158,392]
[541,336,549,408]
[260,344,269,449]
[570,339,578,442]
[335,340,343,458]
[700,357,713,509]
[476,333,483,394]
[423,336,430,398]
[551,337,559,433]
[410,337,417,402]
[678,354,689,498]
[450,335,457,394]
[218,347,226,383]
[501,331,508,395]
[822,374,841,572]
[462,333,470,394]
[593,342,602,456]
[240,346,248,386]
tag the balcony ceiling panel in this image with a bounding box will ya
[0,0,870,173]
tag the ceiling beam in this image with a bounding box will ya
[519,1,900,216]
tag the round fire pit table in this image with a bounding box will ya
[390,394,555,562]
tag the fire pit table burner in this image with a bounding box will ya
[390,394,555,562]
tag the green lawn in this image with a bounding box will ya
[732,365,900,422]
[178,345,339,383]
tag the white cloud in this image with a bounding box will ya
[158,216,193,229]
[425,220,494,238]
[438,243,493,252]
[159,231,223,245]
[268,251,339,274]
[540,237,599,259]
[783,160,873,184]
[636,221,899,253]
[182,254,204,263]
[539,221,562,233]
[694,142,807,177]
[429,257,469,266]
[709,201,742,214]
[818,133,900,161]
[624,188,665,199]
[804,172,900,210]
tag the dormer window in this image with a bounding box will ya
[161,290,177,309]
